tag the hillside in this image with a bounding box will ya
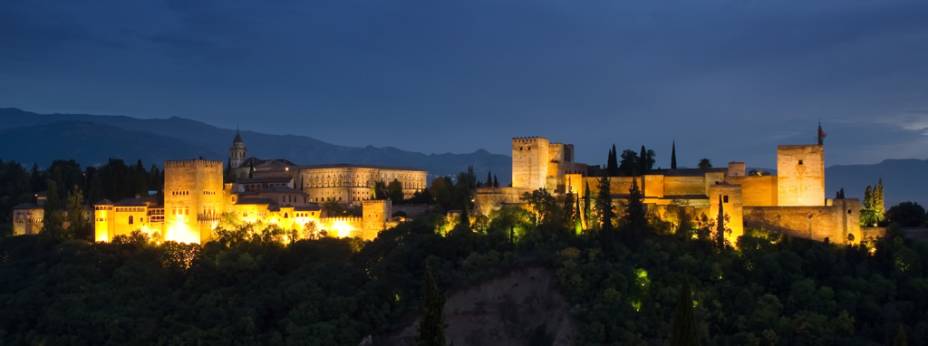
[382,267,575,345]
[0,108,511,179]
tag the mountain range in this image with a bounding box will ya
[1,108,925,207]
[0,108,511,181]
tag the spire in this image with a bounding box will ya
[671,140,677,170]
[233,128,244,144]
[817,122,826,146]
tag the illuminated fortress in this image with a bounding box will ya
[477,130,869,247]
[93,131,419,244]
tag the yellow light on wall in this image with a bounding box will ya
[166,215,199,244]
[332,220,354,238]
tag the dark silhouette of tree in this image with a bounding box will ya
[596,175,614,233]
[886,202,926,227]
[621,176,647,242]
[639,145,655,173]
[493,175,499,188]
[485,171,493,187]
[607,145,619,177]
[698,159,712,170]
[670,282,698,346]
[671,141,678,170]
[66,185,91,240]
[619,149,640,175]
[715,196,726,249]
[417,265,445,346]
[387,179,404,204]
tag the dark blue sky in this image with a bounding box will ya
[2,0,927,168]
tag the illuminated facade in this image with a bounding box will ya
[92,158,396,244]
[12,204,44,236]
[300,164,427,204]
[478,133,865,247]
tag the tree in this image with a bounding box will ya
[493,175,499,188]
[715,195,726,249]
[621,176,647,242]
[596,175,614,233]
[485,171,493,187]
[671,141,678,170]
[417,265,445,346]
[670,283,698,346]
[43,179,66,237]
[583,182,591,230]
[619,149,640,175]
[387,179,404,204]
[607,145,619,177]
[698,159,712,170]
[875,179,886,223]
[885,202,926,227]
[66,185,91,240]
[639,145,655,173]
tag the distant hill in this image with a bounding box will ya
[0,108,511,180]
[827,159,928,208]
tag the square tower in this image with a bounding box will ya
[512,137,550,190]
[777,145,825,207]
[708,183,744,248]
[164,159,224,244]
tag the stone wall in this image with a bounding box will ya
[744,198,862,245]
[728,175,777,207]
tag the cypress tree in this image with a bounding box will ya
[417,265,446,346]
[875,178,885,223]
[607,145,619,176]
[670,283,698,346]
[716,195,726,249]
[493,175,499,188]
[671,141,678,170]
[486,171,493,187]
[596,175,614,233]
[622,176,647,242]
[583,182,591,229]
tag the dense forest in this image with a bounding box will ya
[2,163,928,345]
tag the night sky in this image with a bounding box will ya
[2,1,927,168]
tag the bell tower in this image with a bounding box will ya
[229,129,247,169]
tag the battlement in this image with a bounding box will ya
[512,136,548,144]
[164,159,223,168]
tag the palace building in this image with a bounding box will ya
[477,128,870,247]
[89,131,424,244]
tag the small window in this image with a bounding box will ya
[798,160,804,165]
[723,195,729,203]
[128,216,134,225]
[848,209,852,214]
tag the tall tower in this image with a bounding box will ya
[229,130,247,169]
[512,137,550,190]
[164,159,224,244]
[776,144,825,206]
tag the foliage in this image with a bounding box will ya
[6,167,928,345]
[862,179,887,227]
[417,264,445,346]
[886,202,926,228]
[698,158,712,169]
